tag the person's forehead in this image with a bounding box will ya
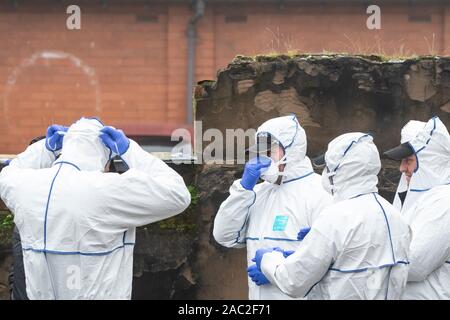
[403,154,416,161]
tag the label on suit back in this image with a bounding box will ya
[272,215,289,231]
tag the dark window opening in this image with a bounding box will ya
[408,14,432,23]
[225,15,247,23]
[136,15,159,23]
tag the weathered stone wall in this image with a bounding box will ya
[0,55,449,300]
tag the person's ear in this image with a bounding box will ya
[104,160,111,173]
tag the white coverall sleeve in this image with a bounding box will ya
[260,220,337,298]
[94,140,191,229]
[212,180,257,248]
[3,139,55,170]
[407,195,450,282]
[0,139,55,211]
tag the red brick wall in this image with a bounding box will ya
[212,3,447,69]
[0,1,449,153]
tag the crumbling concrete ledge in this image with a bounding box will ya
[196,54,450,154]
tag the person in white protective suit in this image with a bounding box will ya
[213,114,333,300]
[0,117,191,299]
[384,116,450,299]
[251,133,412,300]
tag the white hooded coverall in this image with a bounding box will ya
[260,133,412,299]
[213,115,333,300]
[0,118,191,299]
[393,117,450,300]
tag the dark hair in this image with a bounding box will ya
[29,136,45,146]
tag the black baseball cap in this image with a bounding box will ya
[246,132,282,154]
[311,154,326,168]
[383,142,415,161]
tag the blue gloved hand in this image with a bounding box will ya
[247,264,270,286]
[45,125,68,152]
[282,250,295,257]
[273,247,295,258]
[297,227,311,241]
[99,126,130,156]
[252,247,274,270]
[240,156,271,190]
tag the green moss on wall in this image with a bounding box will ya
[144,185,199,233]
[0,211,13,247]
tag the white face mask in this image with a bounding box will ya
[321,167,336,195]
[260,155,287,184]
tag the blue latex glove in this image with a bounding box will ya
[247,264,270,286]
[45,125,68,152]
[240,156,271,190]
[99,126,130,156]
[282,250,295,257]
[297,227,311,241]
[273,247,295,258]
[252,247,274,270]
